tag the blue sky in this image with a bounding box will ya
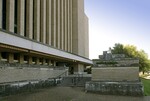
[85,0,150,59]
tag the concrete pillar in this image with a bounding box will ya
[48,60,52,66]
[6,0,15,32]
[46,0,51,45]
[8,53,14,63]
[70,0,73,53]
[17,0,25,36]
[51,0,56,47]
[34,0,40,41]
[28,56,32,65]
[72,0,79,55]
[35,57,39,65]
[26,0,33,39]
[64,0,67,51]
[0,0,2,28]
[73,64,84,73]
[53,61,56,66]
[56,0,60,49]
[42,58,46,65]
[67,0,70,52]
[19,54,24,64]
[60,0,64,50]
[40,0,46,44]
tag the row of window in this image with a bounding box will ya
[0,52,55,65]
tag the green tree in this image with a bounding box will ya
[111,43,150,73]
[111,43,124,54]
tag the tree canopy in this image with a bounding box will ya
[111,43,150,73]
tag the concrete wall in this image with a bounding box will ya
[85,81,144,96]
[73,64,85,72]
[72,0,89,58]
[84,15,89,58]
[92,67,139,81]
[0,68,67,83]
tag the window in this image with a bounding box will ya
[2,0,6,30]
[24,55,28,61]
[14,0,18,33]
[1,52,7,59]
[24,0,27,36]
[14,53,19,60]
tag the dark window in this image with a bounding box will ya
[24,0,27,37]
[39,58,42,62]
[14,53,19,60]
[46,59,49,63]
[1,52,7,59]
[2,0,6,30]
[24,55,28,61]
[14,0,18,33]
[32,57,36,62]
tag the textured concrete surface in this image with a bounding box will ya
[0,68,67,83]
[92,67,139,81]
[85,81,144,96]
[1,87,150,101]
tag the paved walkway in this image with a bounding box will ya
[1,87,150,101]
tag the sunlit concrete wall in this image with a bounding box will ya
[92,67,139,81]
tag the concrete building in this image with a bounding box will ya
[0,0,92,73]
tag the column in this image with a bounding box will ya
[56,0,60,49]
[26,0,33,39]
[51,0,56,47]
[48,60,52,66]
[70,0,73,52]
[17,0,25,36]
[34,0,40,41]
[0,0,2,28]
[67,0,70,52]
[8,53,14,63]
[60,0,64,50]
[64,0,67,51]
[40,0,46,44]
[35,57,40,65]
[53,61,56,66]
[6,0,15,32]
[28,56,32,65]
[19,54,24,64]
[42,58,46,65]
[46,0,51,45]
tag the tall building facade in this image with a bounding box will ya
[0,0,92,72]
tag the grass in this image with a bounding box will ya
[141,78,150,96]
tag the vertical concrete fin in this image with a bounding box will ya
[6,0,15,32]
[17,0,25,36]
[26,0,33,39]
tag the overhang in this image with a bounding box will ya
[0,30,93,65]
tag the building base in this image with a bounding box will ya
[85,81,144,96]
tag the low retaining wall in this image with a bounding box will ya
[92,67,139,81]
[85,81,144,96]
[0,78,60,97]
